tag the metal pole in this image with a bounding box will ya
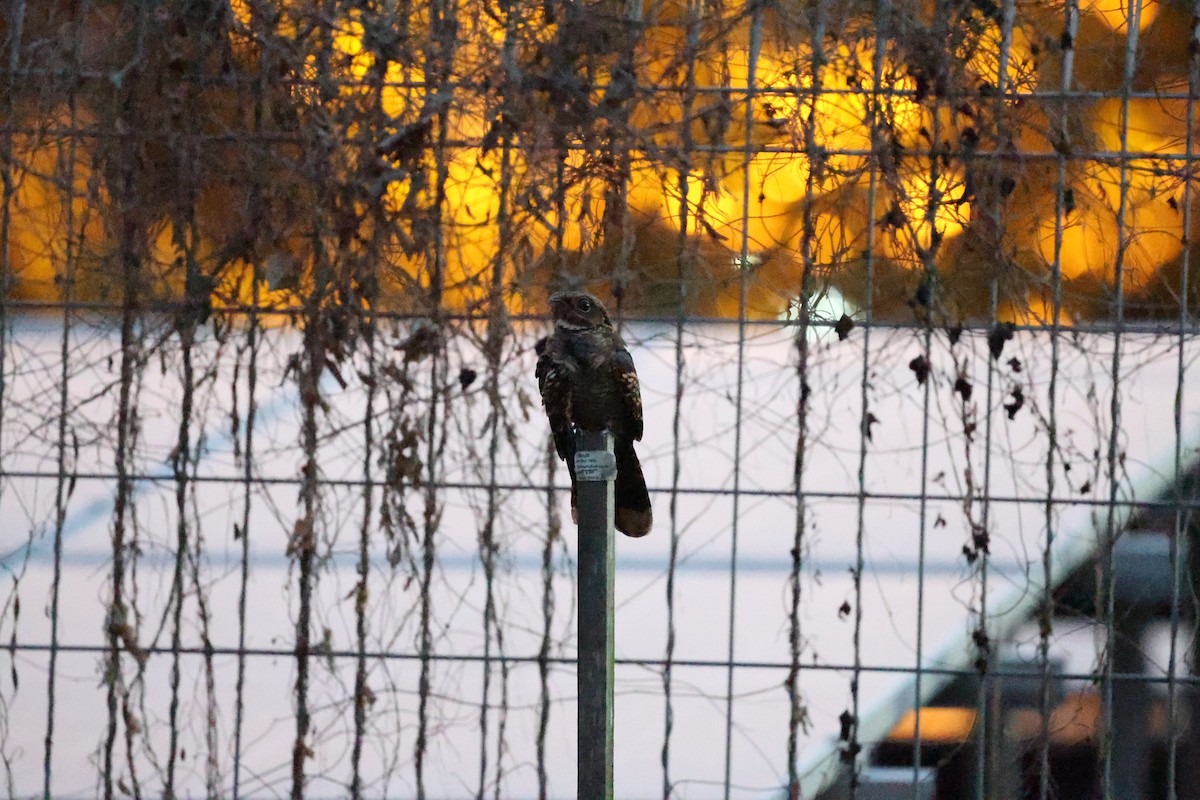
[576,429,616,800]
[1111,612,1150,800]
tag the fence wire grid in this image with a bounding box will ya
[0,0,1199,798]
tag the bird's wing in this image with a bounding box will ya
[536,341,575,461]
[610,347,643,442]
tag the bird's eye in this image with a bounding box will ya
[577,298,592,312]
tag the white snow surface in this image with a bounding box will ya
[1,314,1197,798]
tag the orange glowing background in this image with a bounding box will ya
[2,0,1196,322]
[887,706,979,743]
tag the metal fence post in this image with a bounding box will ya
[575,429,616,800]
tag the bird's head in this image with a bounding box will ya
[548,291,611,331]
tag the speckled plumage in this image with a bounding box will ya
[535,291,652,537]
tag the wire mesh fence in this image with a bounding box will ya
[0,0,1197,797]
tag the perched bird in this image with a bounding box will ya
[535,291,652,537]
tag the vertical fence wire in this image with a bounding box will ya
[722,11,764,798]
[350,303,377,800]
[477,15,519,786]
[0,3,16,558]
[785,0,826,790]
[661,2,702,792]
[166,253,195,800]
[537,442,559,800]
[906,0,947,782]
[1038,0,1078,796]
[535,86,573,800]
[103,57,148,794]
[1099,0,1144,793]
[41,0,75,793]
[1167,7,1200,798]
[231,51,265,800]
[973,0,1020,792]
[848,2,893,793]
[416,1,457,791]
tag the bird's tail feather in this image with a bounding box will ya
[614,443,652,537]
[565,441,652,537]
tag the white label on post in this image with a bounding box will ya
[575,450,617,482]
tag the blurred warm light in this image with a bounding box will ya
[1091,99,1188,159]
[1000,294,1075,327]
[1038,184,1184,288]
[1039,207,1116,283]
[887,707,978,743]
[885,166,970,262]
[6,126,107,303]
[382,61,422,120]
[5,0,1191,320]
[9,146,70,299]
[230,0,251,28]
[213,262,304,321]
[332,15,373,82]
[1007,692,1100,744]
[965,22,1040,94]
[1082,0,1159,33]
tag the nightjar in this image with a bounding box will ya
[535,291,652,537]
